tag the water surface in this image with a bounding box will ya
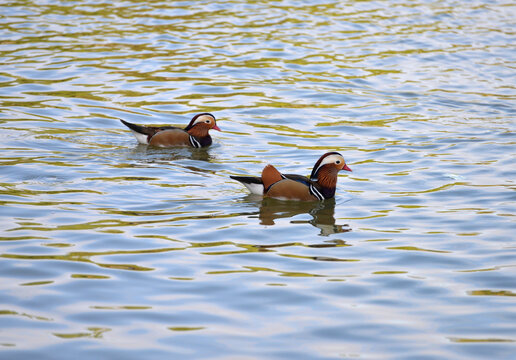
[1,1,515,359]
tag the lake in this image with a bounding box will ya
[1,0,515,359]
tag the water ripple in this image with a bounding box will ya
[1,0,516,359]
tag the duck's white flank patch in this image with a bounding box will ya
[130,130,149,145]
[243,182,264,195]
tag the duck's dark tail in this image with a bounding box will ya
[120,119,153,135]
[230,175,264,195]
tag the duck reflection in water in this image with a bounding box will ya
[244,196,351,236]
[126,145,214,166]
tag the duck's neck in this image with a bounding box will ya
[187,125,210,139]
[315,167,338,198]
[187,125,212,147]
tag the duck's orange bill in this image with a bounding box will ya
[213,124,221,131]
[342,164,352,172]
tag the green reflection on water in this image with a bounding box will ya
[1,246,187,271]
[385,182,469,196]
[23,90,107,101]
[44,242,73,247]
[85,176,159,182]
[279,253,358,262]
[168,326,205,332]
[207,265,327,278]
[448,337,515,343]
[20,280,54,286]
[0,310,52,322]
[0,186,102,197]
[387,246,450,253]
[53,327,110,339]
[71,274,110,279]
[168,277,194,281]
[90,306,151,310]
[468,290,516,297]
[0,236,50,241]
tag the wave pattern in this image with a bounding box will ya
[1,0,515,359]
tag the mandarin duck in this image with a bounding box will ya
[120,113,220,148]
[230,152,352,201]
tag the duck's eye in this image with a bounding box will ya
[335,160,341,164]
[205,120,210,123]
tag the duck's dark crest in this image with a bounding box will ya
[184,113,216,131]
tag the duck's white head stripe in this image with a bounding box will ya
[310,153,345,180]
[193,114,214,125]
